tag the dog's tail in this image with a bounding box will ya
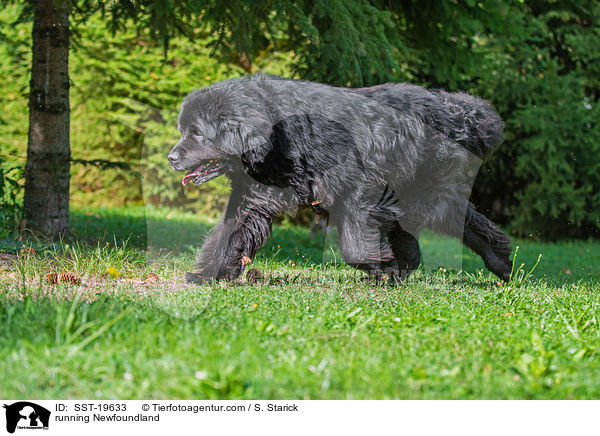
[432,89,505,159]
[354,83,505,159]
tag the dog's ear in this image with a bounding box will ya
[240,134,272,171]
[240,123,273,169]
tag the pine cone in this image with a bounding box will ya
[59,273,82,285]
[45,272,81,285]
[45,273,58,284]
[246,268,263,283]
[145,273,160,283]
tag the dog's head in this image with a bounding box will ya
[168,89,232,186]
[169,84,273,186]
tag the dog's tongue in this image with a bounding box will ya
[182,170,199,186]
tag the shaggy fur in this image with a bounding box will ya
[168,75,512,284]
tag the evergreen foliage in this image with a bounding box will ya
[468,0,600,239]
[0,0,598,238]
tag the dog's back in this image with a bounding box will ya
[353,83,505,159]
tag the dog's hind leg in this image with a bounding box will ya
[388,223,421,282]
[463,203,512,282]
[363,186,420,284]
[334,209,399,283]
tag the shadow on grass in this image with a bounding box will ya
[65,206,600,284]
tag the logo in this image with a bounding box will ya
[3,402,50,434]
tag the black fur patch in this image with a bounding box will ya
[241,114,358,204]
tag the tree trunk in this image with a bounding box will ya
[23,0,70,238]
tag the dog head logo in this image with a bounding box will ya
[3,402,50,433]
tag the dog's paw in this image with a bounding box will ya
[493,265,512,283]
[500,270,512,283]
[185,272,214,284]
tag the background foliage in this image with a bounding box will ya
[0,0,598,239]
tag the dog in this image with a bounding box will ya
[168,74,512,284]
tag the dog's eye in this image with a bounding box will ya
[190,129,203,139]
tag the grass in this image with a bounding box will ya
[1,206,599,399]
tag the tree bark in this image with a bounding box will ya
[23,0,70,238]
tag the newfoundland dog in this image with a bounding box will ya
[168,75,512,284]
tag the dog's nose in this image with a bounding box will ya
[168,151,180,163]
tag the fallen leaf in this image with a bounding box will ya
[19,247,36,257]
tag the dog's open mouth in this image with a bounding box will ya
[182,160,224,186]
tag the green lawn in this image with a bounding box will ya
[1,206,599,399]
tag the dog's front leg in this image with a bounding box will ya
[186,184,283,284]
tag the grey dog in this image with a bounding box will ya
[168,74,512,284]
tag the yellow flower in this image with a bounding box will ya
[106,267,120,278]
[252,303,258,309]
